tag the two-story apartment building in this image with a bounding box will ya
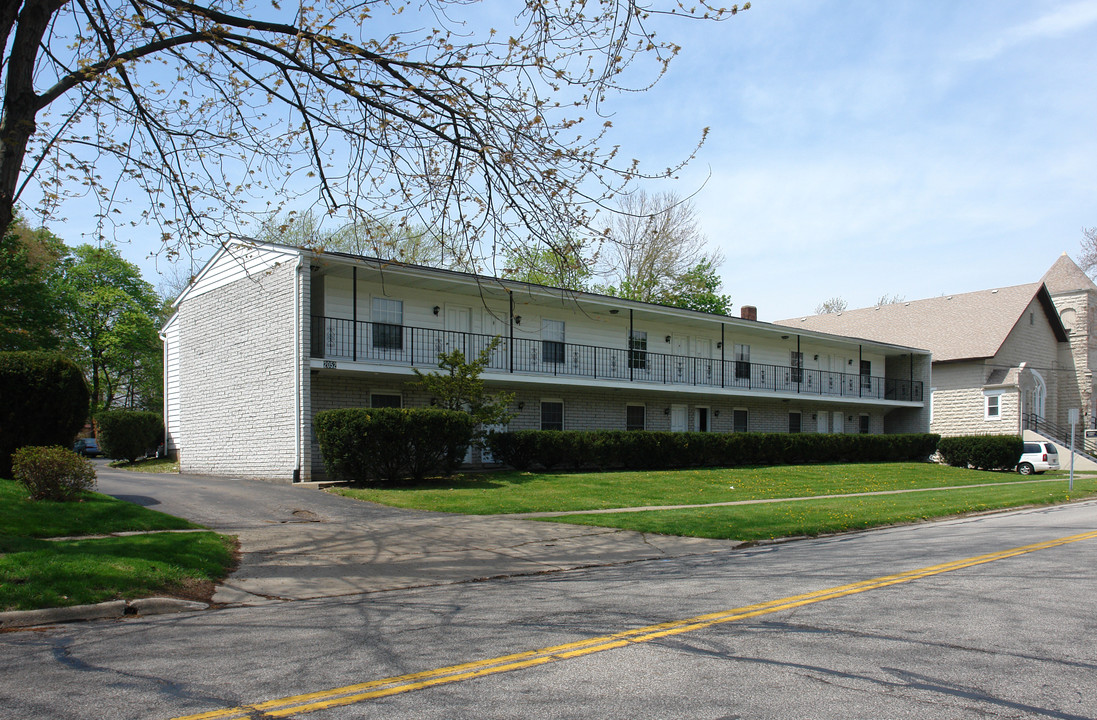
[162,241,930,481]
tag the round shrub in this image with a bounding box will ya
[0,351,90,478]
[12,445,97,501]
[96,409,164,463]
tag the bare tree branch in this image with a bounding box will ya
[2,0,749,266]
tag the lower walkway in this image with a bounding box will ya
[94,466,735,607]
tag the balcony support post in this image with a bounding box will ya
[509,292,514,373]
[352,266,358,362]
[910,353,914,402]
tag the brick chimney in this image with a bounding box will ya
[740,305,758,321]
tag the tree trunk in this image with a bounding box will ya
[0,0,64,233]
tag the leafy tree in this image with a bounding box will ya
[502,238,596,291]
[593,191,730,313]
[59,244,165,414]
[815,297,848,314]
[0,217,66,350]
[408,337,515,439]
[653,259,731,315]
[3,0,748,263]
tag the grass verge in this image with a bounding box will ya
[330,462,1082,515]
[540,479,1097,541]
[329,463,1097,542]
[0,479,236,612]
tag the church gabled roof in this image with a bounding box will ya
[776,283,1068,363]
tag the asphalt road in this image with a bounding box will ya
[2,496,1095,719]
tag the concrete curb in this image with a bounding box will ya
[0,597,209,630]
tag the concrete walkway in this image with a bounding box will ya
[94,467,737,607]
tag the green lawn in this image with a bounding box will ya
[330,462,1077,514]
[329,463,1097,542]
[0,479,235,612]
[543,480,1097,541]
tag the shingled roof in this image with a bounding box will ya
[1041,253,1097,295]
[776,283,1067,363]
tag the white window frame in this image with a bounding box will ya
[984,390,1004,421]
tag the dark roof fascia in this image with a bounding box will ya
[286,241,930,356]
[1036,284,1070,342]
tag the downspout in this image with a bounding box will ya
[293,255,304,483]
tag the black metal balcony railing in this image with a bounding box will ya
[310,316,924,403]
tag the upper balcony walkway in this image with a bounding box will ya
[310,316,923,403]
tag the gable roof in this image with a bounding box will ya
[1041,253,1097,296]
[776,283,1068,363]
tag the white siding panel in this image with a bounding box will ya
[163,316,181,453]
[185,244,299,301]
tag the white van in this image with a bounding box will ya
[1018,442,1059,475]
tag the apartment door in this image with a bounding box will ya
[671,335,689,383]
[694,338,714,384]
[816,411,829,434]
[695,406,710,432]
[670,404,688,432]
[445,305,471,358]
[832,411,844,433]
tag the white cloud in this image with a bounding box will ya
[963,0,1097,61]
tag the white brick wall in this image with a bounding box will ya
[175,260,303,480]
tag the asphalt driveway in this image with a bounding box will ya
[93,466,737,605]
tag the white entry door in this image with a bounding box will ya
[671,335,689,383]
[832,411,844,433]
[445,306,471,358]
[817,412,829,434]
[670,404,688,432]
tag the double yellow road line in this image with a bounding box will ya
[173,529,1097,720]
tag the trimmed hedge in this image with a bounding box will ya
[314,407,476,485]
[937,435,1024,471]
[0,351,89,477]
[485,430,941,472]
[96,409,164,463]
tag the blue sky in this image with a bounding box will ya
[632,0,1097,320]
[44,0,1097,320]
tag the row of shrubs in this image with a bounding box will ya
[484,430,942,472]
[313,407,953,484]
